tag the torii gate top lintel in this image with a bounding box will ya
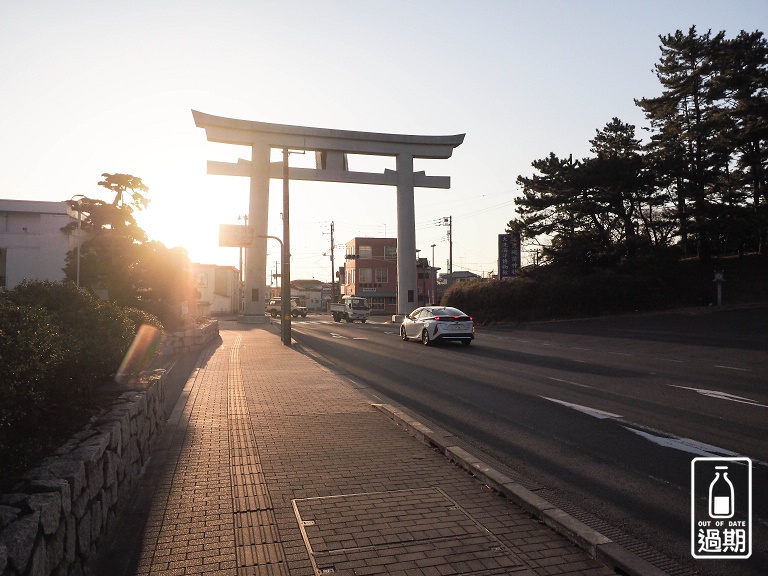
[192,109,465,159]
[193,109,463,318]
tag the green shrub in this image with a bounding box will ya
[0,281,151,487]
[442,256,768,325]
[0,302,65,432]
[0,301,67,480]
[1,280,136,390]
[123,306,165,333]
[443,269,669,324]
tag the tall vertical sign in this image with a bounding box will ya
[498,233,521,279]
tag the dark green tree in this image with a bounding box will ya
[636,27,738,261]
[514,119,663,269]
[713,30,768,254]
[63,173,195,328]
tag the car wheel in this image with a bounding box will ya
[270,310,277,317]
[421,329,431,346]
[401,327,409,341]
[360,319,366,323]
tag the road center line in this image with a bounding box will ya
[546,377,592,389]
[713,364,751,372]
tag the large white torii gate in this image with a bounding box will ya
[192,110,464,320]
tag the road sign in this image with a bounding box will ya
[219,224,254,247]
[498,233,521,279]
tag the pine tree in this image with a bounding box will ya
[636,27,726,262]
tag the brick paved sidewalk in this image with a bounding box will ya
[94,324,615,576]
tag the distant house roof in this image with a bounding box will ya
[192,263,240,273]
[441,271,479,279]
[0,199,72,216]
[292,279,323,291]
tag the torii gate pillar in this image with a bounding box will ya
[192,110,464,318]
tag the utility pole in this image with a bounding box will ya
[430,243,436,268]
[330,221,336,305]
[281,147,291,346]
[237,214,248,284]
[442,216,453,274]
[238,214,248,312]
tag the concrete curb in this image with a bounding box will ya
[372,403,670,576]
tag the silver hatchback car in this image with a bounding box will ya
[400,306,475,346]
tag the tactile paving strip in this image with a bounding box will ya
[293,487,525,575]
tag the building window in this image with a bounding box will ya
[359,245,372,259]
[358,268,372,283]
[369,297,385,311]
[385,245,397,260]
[375,268,388,283]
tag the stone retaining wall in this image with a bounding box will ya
[0,373,165,576]
[0,319,220,576]
[158,319,219,356]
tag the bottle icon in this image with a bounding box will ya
[709,465,735,518]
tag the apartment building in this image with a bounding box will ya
[341,237,439,314]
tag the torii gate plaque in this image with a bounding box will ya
[192,110,464,320]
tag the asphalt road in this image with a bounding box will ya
[289,305,768,576]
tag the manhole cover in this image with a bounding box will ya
[293,487,524,575]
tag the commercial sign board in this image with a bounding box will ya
[219,224,254,247]
[498,233,521,279]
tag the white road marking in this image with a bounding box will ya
[546,377,592,389]
[623,427,742,458]
[541,397,622,419]
[330,333,347,339]
[669,385,768,408]
[714,364,751,372]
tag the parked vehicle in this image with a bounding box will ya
[400,306,474,346]
[329,296,370,323]
[266,297,308,318]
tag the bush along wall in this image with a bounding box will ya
[0,372,165,576]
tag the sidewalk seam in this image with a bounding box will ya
[372,403,671,576]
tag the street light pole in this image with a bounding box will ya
[69,195,86,288]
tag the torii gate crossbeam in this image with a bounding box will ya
[192,110,464,320]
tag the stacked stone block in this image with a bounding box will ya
[158,319,219,357]
[0,374,165,576]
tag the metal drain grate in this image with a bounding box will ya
[293,487,525,575]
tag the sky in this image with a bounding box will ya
[2,1,767,283]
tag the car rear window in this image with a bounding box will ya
[431,307,465,317]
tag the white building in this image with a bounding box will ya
[192,264,242,316]
[0,199,79,289]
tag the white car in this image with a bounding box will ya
[400,306,475,346]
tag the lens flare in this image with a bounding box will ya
[115,324,162,386]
